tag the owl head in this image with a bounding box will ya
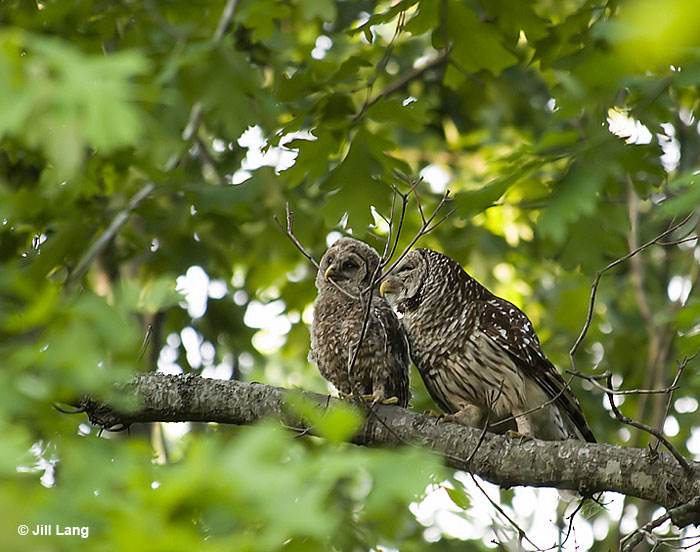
[379,249,428,313]
[317,238,381,295]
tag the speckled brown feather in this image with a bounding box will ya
[382,248,595,442]
[310,238,410,407]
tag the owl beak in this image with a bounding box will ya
[379,279,392,296]
[324,264,336,281]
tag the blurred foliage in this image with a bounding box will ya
[2,0,700,549]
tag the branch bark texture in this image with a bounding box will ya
[82,374,700,528]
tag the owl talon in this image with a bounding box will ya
[361,393,380,403]
[506,430,533,444]
[380,396,399,405]
[423,409,444,418]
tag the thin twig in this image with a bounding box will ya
[273,203,357,301]
[138,324,154,362]
[66,182,156,290]
[273,203,320,271]
[621,497,700,552]
[381,187,453,278]
[567,370,682,395]
[469,473,545,551]
[164,0,239,172]
[489,373,577,431]
[352,47,450,122]
[569,211,695,370]
[652,355,692,453]
[213,0,238,41]
[604,373,692,474]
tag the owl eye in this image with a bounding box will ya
[325,256,334,267]
[342,260,359,270]
[397,264,414,273]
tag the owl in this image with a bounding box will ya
[310,237,410,407]
[380,248,595,442]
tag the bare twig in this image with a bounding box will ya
[213,0,238,41]
[567,370,682,396]
[381,179,454,279]
[67,0,241,290]
[621,497,700,552]
[164,0,239,172]
[273,203,357,301]
[489,373,577,431]
[66,182,156,290]
[352,47,450,122]
[652,355,692,453]
[469,473,545,551]
[604,372,692,474]
[569,211,695,371]
[274,203,320,272]
[138,324,154,362]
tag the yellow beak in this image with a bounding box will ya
[324,264,336,281]
[379,280,390,296]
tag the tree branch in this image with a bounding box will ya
[76,373,700,526]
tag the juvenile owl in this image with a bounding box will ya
[380,248,595,442]
[310,238,410,407]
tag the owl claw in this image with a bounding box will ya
[360,393,400,405]
[506,430,533,444]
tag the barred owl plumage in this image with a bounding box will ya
[310,238,410,407]
[381,248,595,442]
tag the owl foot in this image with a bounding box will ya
[423,409,444,419]
[361,393,399,405]
[505,430,533,444]
[338,392,354,400]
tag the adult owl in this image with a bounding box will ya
[380,248,595,442]
[310,238,410,407]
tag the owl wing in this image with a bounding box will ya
[371,298,411,407]
[472,297,596,442]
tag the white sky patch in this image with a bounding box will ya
[17,442,57,488]
[687,427,700,458]
[659,122,681,172]
[410,474,597,550]
[157,342,182,374]
[675,396,699,414]
[420,163,451,194]
[201,358,234,380]
[312,35,333,59]
[244,300,290,333]
[245,300,292,354]
[176,265,210,318]
[208,279,228,299]
[181,326,203,369]
[162,422,191,439]
[326,231,343,247]
[663,415,680,437]
[667,275,692,304]
[606,108,652,144]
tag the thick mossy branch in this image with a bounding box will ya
[80,373,700,528]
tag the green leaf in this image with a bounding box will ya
[539,157,609,243]
[366,98,429,132]
[323,128,398,230]
[0,30,150,179]
[442,0,519,81]
[443,484,472,510]
[286,393,363,443]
